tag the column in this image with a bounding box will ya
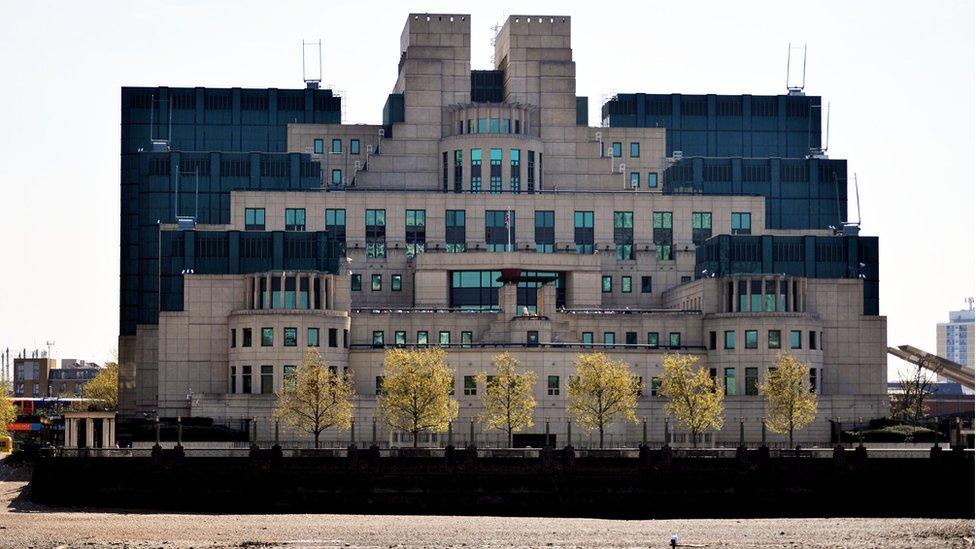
[251,276,258,309]
[108,418,116,448]
[64,418,72,448]
[732,277,740,312]
[279,272,286,309]
[328,275,336,310]
[85,418,94,448]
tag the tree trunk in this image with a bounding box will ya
[507,427,512,449]
[789,426,794,449]
[599,425,604,449]
[413,430,419,448]
[692,429,698,448]
[314,432,320,449]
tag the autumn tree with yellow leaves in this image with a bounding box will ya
[660,353,724,448]
[0,384,16,437]
[274,348,356,448]
[760,352,818,448]
[476,353,537,447]
[567,353,641,448]
[378,347,459,447]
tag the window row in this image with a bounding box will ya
[230,327,349,349]
[312,138,362,155]
[579,331,683,348]
[368,330,474,348]
[243,207,751,255]
[350,273,403,292]
[708,329,820,351]
[646,366,820,397]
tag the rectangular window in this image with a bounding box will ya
[445,209,466,252]
[261,365,274,394]
[395,331,406,346]
[809,330,817,350]
[392,274,402,291]
[602,276,612,293]
[745,330,758,349]
[574,211,594,254]
[510,149,521,193]
[244,208,266,231]
[489,148,503,194]
[350,139,360,154]
[307,327,320,347]
[669,332,681,348]
[630,172,640,188]
[485,210,515,252]
[464,375,477,396]
[724,368,736,396]
[417,331,428,346]
[439,331,451,347]
[375,376,384,395]
[630,142,640,157]
[283,365,296,386]
[527,330,539,347]
[283,327,297,347]
[692,212,713,245]
[582,332,594,348]
[768,330,781,349]
[331,169,342,185]
[653,211,673,260]
[331,138,342,153]
[313,138,324,154]
[646,332,660,348]
[641,276,652,293]
[242,366,252,394]
[261,327,274,347]
[285,208,306,231]
[351,273,362,291]
[745,367,759,396]
[625,331,638,346]
[809,368,819,393]
[622,276,632,293]
[647,172,658,188]
[230,366,237,394]
[328,328,338,348]
[527,150,535,192]
[534,210,555,253]
[230,328,236,348]
[242,328,252,347]
[453,150,463,192]
[371,274,382,291]
[365,209,386,258]
[405,209,426,257]
[731,212,752,235]
[461,331,473,348]
[325,208,347,254]
[372,331,385,347]
[614,211,634,260]
[470,148,482,192]
[547,375,560,396]
[724,330,735,349]
[790,330,802,349]
[650,377,662,396]
[709,331,716,350]
[603,332,616,346]
[611,142,622,157]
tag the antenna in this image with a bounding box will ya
[966,297,974,311]
[853,173,862,226]
[824,101,830,152]
[302,40,323,89]
[786,43,807,95]
[45,340,55,360]
[490,22,501,65]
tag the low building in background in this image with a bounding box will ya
[13,357,102,398]
[936,302,974,388]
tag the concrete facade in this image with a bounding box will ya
[119,13,888,446]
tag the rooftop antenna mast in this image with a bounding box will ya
[853,173,862,226]
[965,297,974,311]
[45,340,55,360]
[786,43,807,95]
[303,39,322,89]
[490,22,501,65]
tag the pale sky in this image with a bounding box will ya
[0,1,973,379]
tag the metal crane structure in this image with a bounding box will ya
[888,344,976,390]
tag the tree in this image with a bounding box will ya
[274,348,355,448]
[759,352,818,448]
[0,384,16,437]
[567,353,641,448]
[476,353,537,447]
[890,364,933,424]
[660,353,724,448]
[76,363,119,411]
[378,347,458,447]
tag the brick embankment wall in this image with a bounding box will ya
[30,447,974,518]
